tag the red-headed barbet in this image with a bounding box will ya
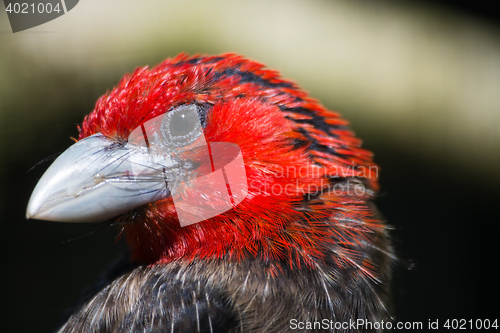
[27,54,394,333]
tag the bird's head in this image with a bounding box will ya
[27,54,380,271]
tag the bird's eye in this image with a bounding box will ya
[170,108,199,137]
[161,104,202,148]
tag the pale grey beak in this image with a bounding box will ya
[26,133,175,223]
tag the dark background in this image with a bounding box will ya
[1,1,499,331]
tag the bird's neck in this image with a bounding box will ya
[120,179,380,276]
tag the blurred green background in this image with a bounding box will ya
[1,0,499,331]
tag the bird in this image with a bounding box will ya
[27,54,394,332]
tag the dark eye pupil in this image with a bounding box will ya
[169,111,197,137]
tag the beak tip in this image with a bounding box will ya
[25,205,34,220]
[25,206,39,221]
[26,196,41,220]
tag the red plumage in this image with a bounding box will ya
[79,54,382,274]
